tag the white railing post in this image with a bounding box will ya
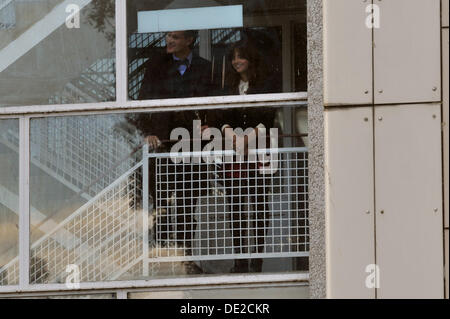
[142,143,149,277]
[19,117,30,288]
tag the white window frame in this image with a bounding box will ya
[0,0,310,294]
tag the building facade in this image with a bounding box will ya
[0,0,448,299]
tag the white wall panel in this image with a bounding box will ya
[325,108,375,299]
[443,0,449,27]
[374,0,441,104]
[323,0,372,106]
[375,104,444,299]
[443,28,449,228]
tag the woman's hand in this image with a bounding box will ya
[144,135,162,150]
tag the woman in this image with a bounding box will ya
[225,39,271,96]
[214,39,276,273]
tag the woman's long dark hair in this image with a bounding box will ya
[225,39,267,94]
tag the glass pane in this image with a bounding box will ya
[29,114,142,284]
[0,119,19,286]
[0,0,115,107]
[27,105,308,284]
[127,0,307,101]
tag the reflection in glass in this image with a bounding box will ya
[29,114,142,284]
[0,0,115,107]
[127,0,307,100]
[19,106,308,284]
[0,119,19,286]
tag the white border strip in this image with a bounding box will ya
[0,273,309,294]
[146,253,310,263]
[142,144,149,276]
[0,93,307,116]
[115,0,128,103]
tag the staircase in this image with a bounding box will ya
[0,160,146,285]
[0,2,167,284]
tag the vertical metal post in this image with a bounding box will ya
[142,143,149,277]
[19,117,30,288]
[115,0,128,104]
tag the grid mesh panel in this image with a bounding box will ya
[0,116,138,199]
[0,260,18,286]
[48,55,116,105]
[29,116,138,198]
[0,166,144,285]
[151,149,309,261]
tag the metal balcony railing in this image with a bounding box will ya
[0,144,309,285]
[147,147,309,264]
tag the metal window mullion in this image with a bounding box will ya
[19,117,30,288]
[142,144,149,276]
[115,0,128,104]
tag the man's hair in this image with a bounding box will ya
[183,30,198,50]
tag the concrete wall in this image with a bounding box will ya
[324,0,445,298]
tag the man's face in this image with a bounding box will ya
[166,31,193,57]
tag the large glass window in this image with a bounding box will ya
[0,119,19,286]
[0,0,115,107]
[15,106,309,284]
[127,0,307,101]
[0,0,310,290]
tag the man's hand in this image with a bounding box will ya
[144,135,162,150]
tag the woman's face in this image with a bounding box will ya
[232,50,250,75]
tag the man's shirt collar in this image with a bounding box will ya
[173,52,193,75]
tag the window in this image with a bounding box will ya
[20,106,308,284]
[0,0,310,291]
[127,0,307,101]
[0,0,115,107]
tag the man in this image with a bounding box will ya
[139,30,213,102]
[137,30,213,149]
[136,30,215,260]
